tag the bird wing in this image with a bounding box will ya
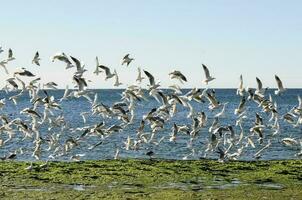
[98,65,111,76]
[143,70,155,85]
[8,49,13,59]
[256,77,263,90]
[202,64,210,78]
[70,56,82,71]
[123,54,130,60]
[34,52,39,60]
[275,75,284,90]
[239,75,243,88]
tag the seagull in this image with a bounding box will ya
[44,82,58,89]
[114,148,120,159]
[14,68,35,77]
[214,102,228,118]
[206,92,220,110]
[144,70,160,89]
[73,75,87,91]
[121,54,134,66]
[255,77,266,97]
[60,85,70,101]
[144,70,155,86]
[98,65,115,80]
[113,69,122,87]
[70,56,87,76]
[234,96,246,115]
[0,60,8,74]
[32,51,41,66]
[7,48,15,61]
[236,75,245,96]
[169,70,187,84]
[274,75,286,95]
[298,95,302,110]
[93,56,101,75]
[6,78,19,89]
[51,52,73,69]
[202,64,215,84]
[136,67,145,83]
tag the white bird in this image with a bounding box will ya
[32,51,41,66]
[93,56,101,75]
[98,65,115,80]
[70,56,87,76]
[14,68,35,77]
[60,85,70,102]
[234,96,246,115]
[51,52,73,69]
[136,67,145,83]
[274,75,286,95]
[122,54,134,66]
[144,70,160,89]
[202,64,215,84]
[169,70,187,84]
[0,60,8,74]
[114,148,120,159]
[44,82,58,89]
[236,75,245,96]
[113,69,122,87]
[206,92,220,110]
[215,102,228,118]
[255,77,266,97]
[298,95,302,109]
[7,48,15,61]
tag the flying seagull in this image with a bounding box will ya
[0,60,8,74]
[98,65,115,80]
[136,67,145,83]
[32,51,41,66]
[169,70,187,84]
[51,52,73,69]
[236,75,245,96]
[7,48,15,61]
[202,64,215,84]
[93,56,101,75]
[14,68,35,77]
[113,69,122,87]
[255,77,266,97]
[274,75,286,95]
[122,54,134,66]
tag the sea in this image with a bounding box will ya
[0,89,301,161]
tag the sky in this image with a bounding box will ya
[0,0,301,89]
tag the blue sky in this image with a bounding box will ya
[0,0,301,88]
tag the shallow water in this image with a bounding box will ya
[0,89,302,161]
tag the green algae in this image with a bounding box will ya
[0,159,301,199]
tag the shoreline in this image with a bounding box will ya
[1,159,301,199]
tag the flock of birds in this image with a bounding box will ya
[0,46,302,171]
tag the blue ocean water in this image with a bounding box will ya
[0,89,302,161]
